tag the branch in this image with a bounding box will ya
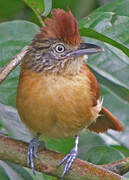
[0,46,28,84]
[101,158,129,176]
[35,8,46,27]
[0,135,126,180]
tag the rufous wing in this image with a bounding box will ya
[87,106,124,133]
[82,56,124,133]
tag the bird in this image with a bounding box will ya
[16,9,124,177]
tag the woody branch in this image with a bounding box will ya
[0,46,29,84]
[0,134,128,180]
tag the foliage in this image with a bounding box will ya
[0,0,129,179]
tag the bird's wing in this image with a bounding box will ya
[81,64,100,106]
[87,106,124,133]
[82,64,124,133]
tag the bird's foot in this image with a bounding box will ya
[58,136,79,177]
[27,135,45,174]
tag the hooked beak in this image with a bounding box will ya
[68,43,104,57]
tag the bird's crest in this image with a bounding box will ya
[39,9,82,45]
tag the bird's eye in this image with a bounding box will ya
[55,44,65,53]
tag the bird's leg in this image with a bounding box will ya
[27,133,45,174]
[58,135,79,177]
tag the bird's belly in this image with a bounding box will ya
[17,72,99,138]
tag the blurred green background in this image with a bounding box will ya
[0,0,115,24]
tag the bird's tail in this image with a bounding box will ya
[87,106,124,133]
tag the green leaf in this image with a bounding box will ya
[86,62,129,148]
[0,0,25,22]
[79,11,129,48]
[79,13,129,57]
[100,82,129,147]
[80,13,129,102]
[0,103,32,142]
[78,9,129,148]
[24,0,52,21]
[124,172,129,178]
[78,131,106,160]
[111,145,129,157]
[0,20,39,107]
[0,159,51,180]
[6,162,33,180]
[85,145,125,165]
[24,0,44,16]
[0,164,9,180]
[79,12,113,30]
[25,167,54,180]
[85,39,129,103]
[42,173,55,180]
[0,161,32,180]
[43,136,74,154]
[95,0,129,18]
[23,167,47,180]
[80,27,129,57]
[42,0,52,17]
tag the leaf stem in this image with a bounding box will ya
[35,9,46,27]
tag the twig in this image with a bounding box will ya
[0,46,29,84]
[0,134,126,180]
[35,8,46,27]
[101,158,129,176]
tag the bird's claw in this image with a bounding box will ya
[58,136,79,178]
[58,146,78,177]
[27,136,45,174]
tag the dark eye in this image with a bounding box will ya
[55,44,65,53]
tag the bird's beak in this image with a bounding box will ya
[68,43,104,58]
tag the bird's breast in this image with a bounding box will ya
[16,69,100,138]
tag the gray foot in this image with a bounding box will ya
[27,136,45,174]
[58,136,79,177]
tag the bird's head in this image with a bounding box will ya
[26,9,103,74]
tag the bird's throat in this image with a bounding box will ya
[62,55,88,75]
